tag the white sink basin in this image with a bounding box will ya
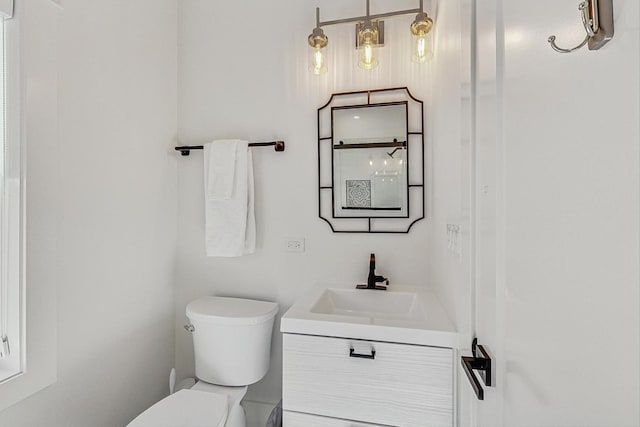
[310,288,426,321]
[281,283,457,347]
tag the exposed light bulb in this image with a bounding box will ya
[357,20,379,70]
[413,35,426,62]
[359,43,378,70]
[311,47,327,75]
[412,34,433,63]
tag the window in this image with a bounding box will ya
[0,0,21,384]
[0,0,57,409]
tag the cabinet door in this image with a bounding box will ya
[283,410,384,427]
[283,334,453,427]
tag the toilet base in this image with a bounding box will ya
[191,381,248,427]
[226,403,246,427]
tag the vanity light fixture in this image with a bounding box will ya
[308,0,434,74]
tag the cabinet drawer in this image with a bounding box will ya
[283,410,384,427]
[282,334,453,427]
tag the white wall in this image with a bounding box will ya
[423,0,478,424]
[176,0,439,405]
[0,1,178,426]
[425,0,472,341]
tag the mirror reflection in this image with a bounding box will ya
[332,103,408,218]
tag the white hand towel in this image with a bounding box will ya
[204,140,256,257]
[244,149,256,254]
[204,140,238,200]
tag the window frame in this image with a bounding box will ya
[0,0,58,411]
[0,3,23,385]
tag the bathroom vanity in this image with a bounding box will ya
[281,284,457,427]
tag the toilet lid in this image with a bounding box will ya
[186,296,278,325]
[128,389,228,427]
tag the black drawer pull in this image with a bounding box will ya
[349,347,376,359]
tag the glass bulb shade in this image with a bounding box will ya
[310,46,327,75]
[356,20,380,70]
[412,32,433,63]
[358,42,378,70]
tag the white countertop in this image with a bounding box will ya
[281,283,458,348]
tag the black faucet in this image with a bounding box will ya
[356,253,389,290]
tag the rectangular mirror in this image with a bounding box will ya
[332,103,408,218]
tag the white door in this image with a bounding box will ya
[464,0,640,426]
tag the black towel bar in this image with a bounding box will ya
[175,141,285,156]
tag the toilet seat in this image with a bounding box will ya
[190,382,247,407]
[128,389,228,427]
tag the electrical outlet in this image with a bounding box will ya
[284,237,305,253]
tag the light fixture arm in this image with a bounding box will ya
[315,0,424,29]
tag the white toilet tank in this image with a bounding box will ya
[186,296,279,386]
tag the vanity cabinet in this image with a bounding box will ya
[283,411,384,426]
[282,333,453,427]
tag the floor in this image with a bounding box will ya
[244,400,278,427]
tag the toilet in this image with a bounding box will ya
[128,296,279,427]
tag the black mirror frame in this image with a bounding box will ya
[317,87,425,233]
